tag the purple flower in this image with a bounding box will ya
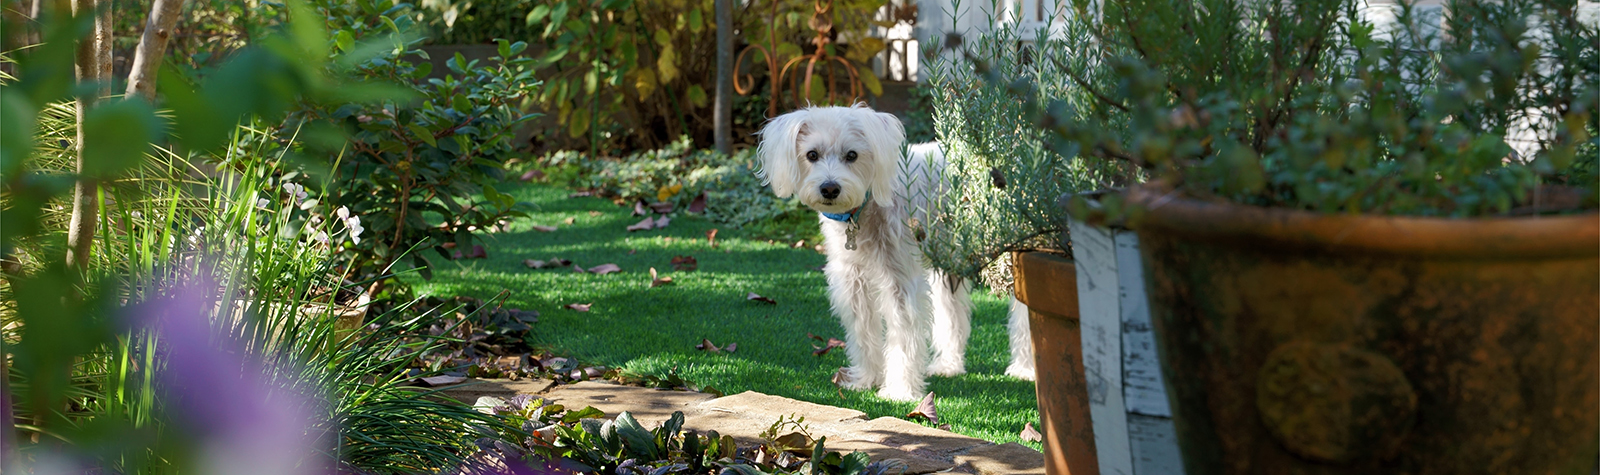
[133,278,330,475]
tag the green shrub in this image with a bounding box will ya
[2,3,524,471]
[975,0,1597,219]
[281,0,542,293]
[916,3,1135,281]
[416,0,890,153]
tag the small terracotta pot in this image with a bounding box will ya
[1013,251,1100,475]
[1127,185,1599,474]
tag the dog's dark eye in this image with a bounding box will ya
[806,150,819,162]
[845,151,858,162]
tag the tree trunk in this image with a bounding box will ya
[125,0,184,100]
[65,0,102,272]
[713,0,733,155]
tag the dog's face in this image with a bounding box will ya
[755,106,906,214]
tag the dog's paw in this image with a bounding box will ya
[927,359,967,377]
[832,367,878,391]
[876,385,925,402]
[1005,362,1036,381]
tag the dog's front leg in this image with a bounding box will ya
[826,263,883,391]
[875,274,931,402]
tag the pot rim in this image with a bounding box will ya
[1126,184,1599,259]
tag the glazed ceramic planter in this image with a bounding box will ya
[1013,251,1100,475]
[1126,185,1599,474]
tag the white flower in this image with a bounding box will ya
[309,216,323,226]
[336,206,350,220]
[313,231,328,244]
[350,234,361,245]
[282,183,308,204]
[256,198,270,209]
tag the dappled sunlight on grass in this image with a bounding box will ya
[410,181,1042,449]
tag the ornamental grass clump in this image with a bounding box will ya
[967,0,1595,221]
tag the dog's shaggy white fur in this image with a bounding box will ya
[756,104,1035,402]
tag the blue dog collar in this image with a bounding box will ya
[820,191,870,223]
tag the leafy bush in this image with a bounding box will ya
[976,0,1597,219]
[916,5,1135,281]
[3,3,525,472]
[417,0,890,153]
[282,0,542,293]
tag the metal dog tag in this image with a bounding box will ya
[845,221,859,251]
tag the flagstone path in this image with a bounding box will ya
[440,379,1045,474]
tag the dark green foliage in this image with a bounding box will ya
[284,0,542,290]
[415,0,889,153]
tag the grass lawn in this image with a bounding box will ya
[410,180,1042,449]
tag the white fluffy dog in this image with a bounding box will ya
[756,104,1035,402]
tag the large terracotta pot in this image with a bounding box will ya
[1013,251,1099,475]
[1126,185,1599,475]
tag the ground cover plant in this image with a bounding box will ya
[408,179,1046,448]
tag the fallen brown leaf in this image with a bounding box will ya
[520,169,546,181]
[791,240,805,248]
[747,292,777,305]
[653,216,670,228]
[568,191,594,198]
[696,338,722,353]
[420,375,467,387]
[649,267,674,287]
[633,200,649,216]
[549,258,572,266]
[563,217,575,225]
[1020,422,1043,443]
[687,193,707,214]
[670,255,698,271]
[588,210,602,217]
[468,245,488,259]
[809,333,846,356]
[523,259,546,268]
[586,263,622,275]
[907,392,939,425]
[564,303,592,312]
[531,225,558,232]
[706,229,719,248]
[626,217,655,232]
[649,202,675,214]
[725,342,738,353]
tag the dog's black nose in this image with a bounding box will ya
[819,181,841,200]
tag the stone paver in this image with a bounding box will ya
[955,443,1048,475]
[702,391,868,423]
[437,378,556,404]
[457,379,1042,475]
[542,380,717,426]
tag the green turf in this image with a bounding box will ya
[411,180,1042,449]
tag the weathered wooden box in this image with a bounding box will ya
[1067,217,1186,475]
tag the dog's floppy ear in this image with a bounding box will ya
[859,110,906,207]
[755,108,808,198]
